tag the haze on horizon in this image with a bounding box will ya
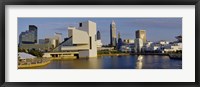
[18,17,182,45]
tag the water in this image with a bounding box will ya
[35,55,182,69]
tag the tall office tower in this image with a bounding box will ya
[19,25,38,45]
[54,32,62,43]
[96,31,103,48]
[110,21,117,47]
[135,30,147,44]
[29,25,38,43]
[117,32,123,50]
[97,31,101,40]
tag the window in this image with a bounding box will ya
[90,37,92,49]
[79,23,82,27]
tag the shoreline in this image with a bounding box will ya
[130,53,169,55]
[18,57,76,69]
[98,53,130,56]
[98,53,170,56]
[18,53,180,69]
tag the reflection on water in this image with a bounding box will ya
[35,55,182,69]
[136,55,143,69]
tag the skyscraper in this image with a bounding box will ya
[19,25,37,44]
[117,32,123,50]
[110,21,117,47]
[96,31,103,48]
[97,31,101,40]
[136,30,147,44]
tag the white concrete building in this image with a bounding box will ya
[143,41,153,51]
[120,44,134,52]
[96,40,103,48]
[158,40,169,45]
[151,45,161,51]
[53,20,97,58]
[164,43,182,53]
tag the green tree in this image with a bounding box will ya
[28,49,44,57]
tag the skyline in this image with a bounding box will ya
[18,18,182,45]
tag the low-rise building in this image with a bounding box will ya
[123,39,134,44]
[164,43,182,53]
[120,44,134,52]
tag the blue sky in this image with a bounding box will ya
[18,18,182,45]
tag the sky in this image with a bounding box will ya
[18,18,182,45]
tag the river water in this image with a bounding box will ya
[35,55,182,69]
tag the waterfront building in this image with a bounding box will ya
[96,40,103,48]
[143,41,153,52]
[42,37,59,48]
[134,38,143,53]
[142,36,182,53]
[54,32,62,43]
[19,25,38,44]
[164,43,182,53]
[44,38,51,44]
[19,25,54,51]
[96,31,103,48]
[123,39,134,44]
[110,21,117,47]
[53,20,97,58]
[135,30,147,44]
[158,40,169,45]
[175,35,182,42]
[21,37,58,52]
[150,44,161,51]
[51,38,59,48]
[117,32,123,50]
[120,44,134,52]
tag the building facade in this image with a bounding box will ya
[96,31,103,48]
[97,31,101,40]
[134,38,143,53]
[117,32,123,50]
[19,25,38,44]
[123,39,134,44]
[54,32,62,43]
[110,21,117,47]
[54,20,97,58]
[136,30,146,44]
[39,39,45,44]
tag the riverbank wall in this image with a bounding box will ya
[18,57,76,69]
[98,53,130,56]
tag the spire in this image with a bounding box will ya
[112,20,115,25]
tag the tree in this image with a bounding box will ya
[28,49,44,57]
